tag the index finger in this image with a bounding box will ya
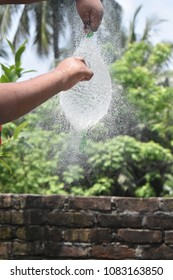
[89,9,103,31]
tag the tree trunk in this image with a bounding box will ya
[51,0,60,60]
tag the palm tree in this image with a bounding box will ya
[0,5,17,58]
[0,0,123,60]
[0,1,67,59]
[127,5,166,45]
[125,5,171,87]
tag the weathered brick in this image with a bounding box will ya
[68,196,111,211]
[26,226,45,241]
[48,211,95,227]
[27,241,40,256]
[41,195,67,209]
[57,244,89,258]
[64,228,112,243]
[25,225,63,242]
[0,196,3,208]
[16,227,27,240]
[97,213,142,228]
[114,197,159,212]
[91,244,135,259]
[0,211,3,223]
[143,212,173,229]
[118,229,162,243]
[11,241,28,256]
[11,210,24,225]
[25,195,43,208]
[165,231,173,244]
[64,229,91,243]
[0,211,11,224]
[0,195,25,209]
[159,199,173,211]
[0,226,14,240]
[1,195,12,208]
[11,195,26,210]
[0,242,11,258]
[0,210,24,225]
[46,226,63,242]
[24,209,47,225]
[141,244,173,259]
[1,195,173,260]
[42,242,90,258]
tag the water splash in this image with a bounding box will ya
[60,35,112,130]
[36,0,137,169]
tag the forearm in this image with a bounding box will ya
[0,70,64,124]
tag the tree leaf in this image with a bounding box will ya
[15,42,26,67]
[13,121,28,140]
[0,158,12,173]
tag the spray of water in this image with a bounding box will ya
[60,35,112,130]
[37,0,137,170]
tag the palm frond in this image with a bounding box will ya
[128,5,142,44]
[33,2,53,56]
[0,5,12,38]
[0,5,21,39]
[141,17,167,41]
[50,0,67,58]
[13,5,30,48]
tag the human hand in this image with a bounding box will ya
[54,57,93,91]
[76,0,104,33]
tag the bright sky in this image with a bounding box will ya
[19,0,173,79]
[116,0,173,43]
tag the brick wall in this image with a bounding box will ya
[0,194,173,259]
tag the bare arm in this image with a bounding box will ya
[0,0,102,124]
[0,57,93,124]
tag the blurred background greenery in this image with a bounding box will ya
[1,1,173,197]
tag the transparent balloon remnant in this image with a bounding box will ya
[60,36,112,130]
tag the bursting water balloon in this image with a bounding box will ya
[60,35,112,130]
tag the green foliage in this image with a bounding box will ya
[111,41,173,144]
[0,149,12,173]
[0,40,35,171]
[0,40,35,82]
[0,122,28,173]
[84,177,114,196]
[109,39,173,197]
[1,30,173,198]
[1,127,173,196]
[0,125,66,194]
[86,136,173,197]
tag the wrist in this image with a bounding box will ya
[51,68,67,92]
